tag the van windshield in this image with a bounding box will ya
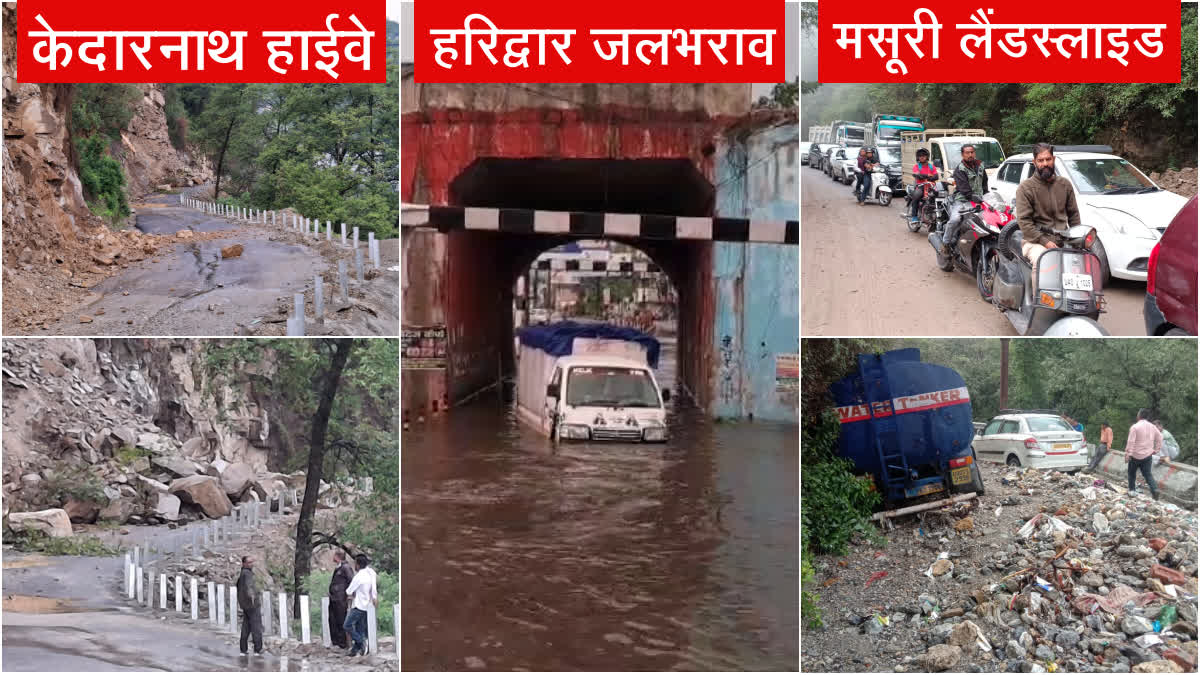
[567,367,660,408]
[943,141,1006,171]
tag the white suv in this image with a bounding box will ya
[974,411,1088,471]
[990,148,1188,283]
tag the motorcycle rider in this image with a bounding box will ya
[856,147,876,205]
[1014,143,1080,280]
[910,148,938,225]
[935,144,988,254]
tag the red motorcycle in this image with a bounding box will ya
[927,190,1015,301]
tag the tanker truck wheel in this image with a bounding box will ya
[967,451,986,496]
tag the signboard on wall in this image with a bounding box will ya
[402,325,448,370]
[775,353,798,393]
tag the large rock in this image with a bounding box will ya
[7,508,73,537]
[1132,660,1183,673]
[151,455,201,479]
[181,437,207,457]
[99,497,139,524]
[168,475,232,518]
[155,492,181,521]
[219,462,255,497]
[205,458,230,478]
[63,497,102,524]
[112,426,137,447]
[919,644,962,672]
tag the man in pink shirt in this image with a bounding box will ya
[1125,408,1163,500]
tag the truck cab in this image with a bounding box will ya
[867,114,924,147]
[901,129,1006,189]
[545,355,670,442]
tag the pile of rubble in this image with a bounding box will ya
[804,466,1198,673]
[1,340,369,538]
[1148,168,1198,199]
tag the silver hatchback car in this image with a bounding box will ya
[974,411,1088,471]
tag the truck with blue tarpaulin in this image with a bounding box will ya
[829,348,985,514]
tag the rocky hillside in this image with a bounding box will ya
[1,339,364,532]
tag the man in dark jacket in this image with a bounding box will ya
[936,144,989,255]
[236,555,263,655]
[328,550,355,649]
[1014,143,1080,268]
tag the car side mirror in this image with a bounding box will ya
[662,388,671,402]
[546,384,559,398]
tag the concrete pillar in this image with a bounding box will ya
[341,223,347,246]
[300,595,311,644]
[160,573,168,610]
[230,591,238,634]
[262,591,272,635]
[190,578,199,620]
[278,592,288,639]
[217,584,226,626]
[136,565,144,603]
[176,576,183,613]
[321,597,331,647]
[146,566,154,607]
[124,553,132,596]
[272,211,276,225]
[352,226,359,249]
[367,604,378,654]
[133,546,140,567]
[202,522,210,547]
[368,232,376,267]
[127,559,135,599]
[207,581,216,623]
[315,277,325,323]
[355,248,365,283]
[326,220,332,241]
[338,261,349,303]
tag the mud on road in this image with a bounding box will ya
[801,463,1198,673]
[800,169,1149,336]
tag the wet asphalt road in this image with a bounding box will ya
[401,343,799,670]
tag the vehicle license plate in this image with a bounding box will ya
[1054,443,1072,450]
[1063,273,1093,291]
[917,482,943,496]
[951,467,972,484]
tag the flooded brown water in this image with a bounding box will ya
[401,374,799,670]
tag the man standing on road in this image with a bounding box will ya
[1085,422,1114,473]
[236,555,264,655]
[935,144,989,255]
[344,553,378,657]
[856,148,876,205]
[328,550,355,650]
[1126,409,1163,500]
[1013,144,1081,276]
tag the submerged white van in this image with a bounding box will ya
[515,323,670,443]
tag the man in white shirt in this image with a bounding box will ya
[343,553,378,657]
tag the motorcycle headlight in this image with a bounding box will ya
[642,426,668,442]
[560,424,590,440]
[1095,208,1157,240]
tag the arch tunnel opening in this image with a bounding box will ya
[442,158,717,410]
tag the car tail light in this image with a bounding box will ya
[1024,438,1040,449]
[949,455,974,468]
[1084,228,1097,250]
[1146,241,1162,296]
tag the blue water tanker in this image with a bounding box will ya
[829,348,985,509]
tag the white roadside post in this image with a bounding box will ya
[230,591,238,634]
[262,591,272,635]
[300,595,311,644]
[136,565,144,603]
[217,584,226,626]
[278,592,288,639]
[124,553,132,597]
[321,597,332,646]
[326,220,332,241]
[340,223,347,246]
[207,581,216,623]
[190,578,199,620]
[367,604,378,655]
[176,576,183,613]
[160,574,168,609]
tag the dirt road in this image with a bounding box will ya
[801,168,1148,336]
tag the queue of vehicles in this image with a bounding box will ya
[805,118,1197,336]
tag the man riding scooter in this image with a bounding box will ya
[856,147,877,205]
[909,148,938,226]
[1014,143,1079,283]
[934,144,988,255]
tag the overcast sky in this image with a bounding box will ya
[398,1,798,98]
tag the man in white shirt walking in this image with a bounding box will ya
[343,553,378,657]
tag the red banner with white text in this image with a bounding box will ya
[17,0,388,83]
[817,0,1180,83]
[413,0,786,83]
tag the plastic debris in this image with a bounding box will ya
[1035,576,1053,592]
[1135,633,1163,648]
[865,571,888,588]
[1093,479,1106,487]
[1081,486,1097,500]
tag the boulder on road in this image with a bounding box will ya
[220,244,244,259]
[63,497,102,524]
[7,508,73,537]
[155,492,181,521]
[99,497,139,524]
[168,475,232,518]
[220,462,255,497]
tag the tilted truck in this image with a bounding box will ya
[865,114,924,147]
[515,321,671,443]
[900,129,1006,190]
[830,348,984,524]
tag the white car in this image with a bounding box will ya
[990,149,1188,282]
[974,412,1088,471]
[800,141,813,165]
[828,147,855,183]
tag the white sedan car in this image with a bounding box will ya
[990,150,1188,282]
[974,412,1088,471]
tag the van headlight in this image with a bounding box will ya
[642,426,668,442]
[559,424,590,440]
